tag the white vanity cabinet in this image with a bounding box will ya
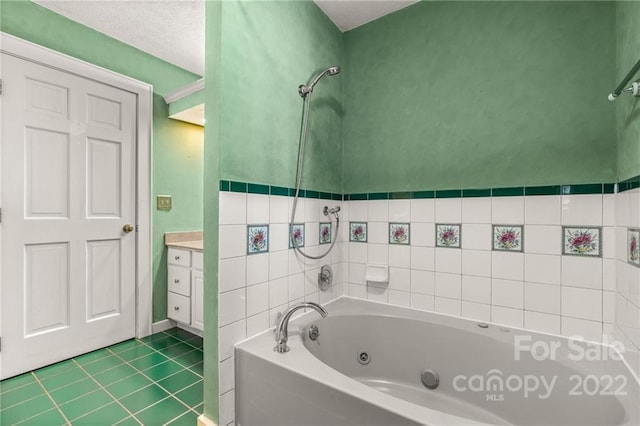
[167,247,204,332]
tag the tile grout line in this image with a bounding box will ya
[71,359,143,425]
[26,371,72,425]
[117,334,203,378]
[2,331,203,424]
[108,340,202,415]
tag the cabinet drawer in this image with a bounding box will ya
[167,292,191,324]
[192,251,203,271]
[168,248,190,267]
[168,266,191,296]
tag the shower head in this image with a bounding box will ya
[299,66,341,98]
[327,66,341,76]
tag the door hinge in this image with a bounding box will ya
[0,336,2,352]
[0,208,2,223]
[0,79,3,95]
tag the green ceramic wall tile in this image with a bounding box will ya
[561,184,603,195]
[229,181,247,193]
[604,183,616,194]
[390,192,411,199]
[270,185,289,196]
[368,192,389,200]
[462,189,491,197]
[524,186,561,196]
[491,187,524,197]
[348,193,367,200]
[219,180,230,192]
[289,189,306,197]
[436,190,462,198]
[411,191,435,199]
[248,183,269,195]
[306,190,320,199]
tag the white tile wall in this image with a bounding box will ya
[218,192,344,424]
[220,187,640,422]
[615,188,640,377]
[343,193,620,344]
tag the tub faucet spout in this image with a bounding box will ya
[274,302,328,353]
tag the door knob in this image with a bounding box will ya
[123,224,135,233]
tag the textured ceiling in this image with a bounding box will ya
[315,0,418,32]
[33,0,204,76]
[33,0,416,78]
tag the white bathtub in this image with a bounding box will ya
[235,298,640,425]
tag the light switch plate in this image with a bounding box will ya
[157,195,172,211]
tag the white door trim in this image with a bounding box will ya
[0,32,153,339]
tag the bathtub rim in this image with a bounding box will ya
[234,296,640,426]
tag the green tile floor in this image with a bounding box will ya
[0,328,203,425]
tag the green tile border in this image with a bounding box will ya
[368,192,389,200]
[491,187,524,197]
[561,183,603,195]
[219,177,637,199]
[247,183,269,195]
[462,188,491,198]
[524,185,561,196]
[411,190,434,199]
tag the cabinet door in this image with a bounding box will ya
[191,269,204,331]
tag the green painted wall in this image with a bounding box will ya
[616,1,640,181]
[168,88,205,118]
[343,1,617,193]
[1,0,204,323]
[203,0,221,420]
[218,0,344,194]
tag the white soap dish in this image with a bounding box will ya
[365,264,389,284]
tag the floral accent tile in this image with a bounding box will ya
[350,222,368,243]
[628,228,640,267]
[289,223,305,248]
[389,223,410,245]
[436,224,460,248]
[562,226,601,257]
[247,225,269,255]
[493,225,523,252]
[319,223,332,245]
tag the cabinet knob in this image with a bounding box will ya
[174,255,180,260]
[174,306,180,311]
[174,279,180,283]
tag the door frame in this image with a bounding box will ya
[0,32,153,339]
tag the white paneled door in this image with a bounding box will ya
[1,53,137,379]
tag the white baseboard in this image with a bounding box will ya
[152,319,176,334]
[197,414,217,426]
